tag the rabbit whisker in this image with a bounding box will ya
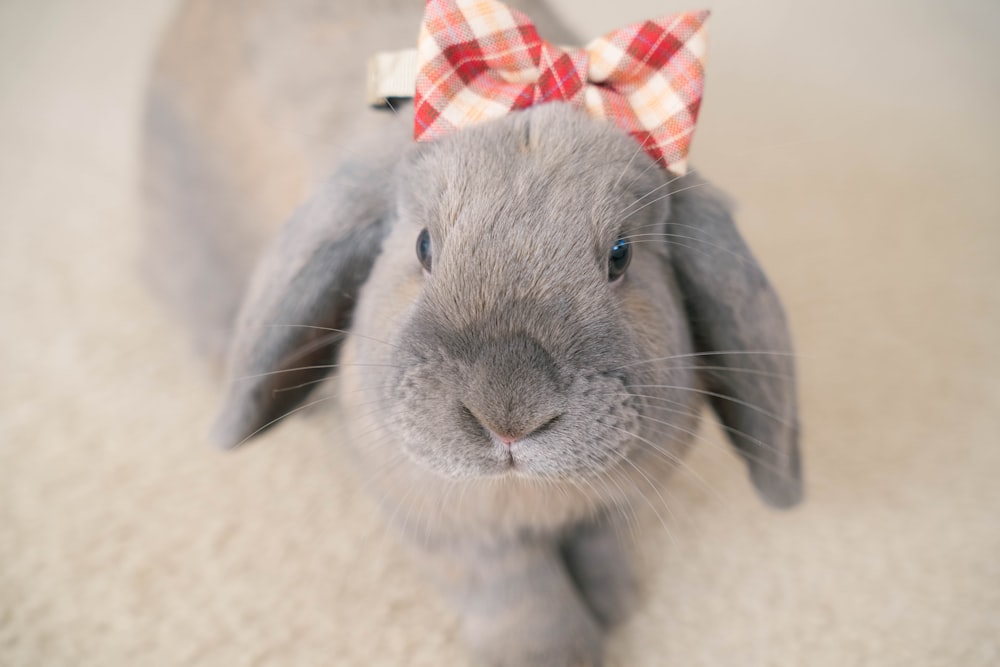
[607,422,726,508]
[628,384,795,427]
[619,418,747,515]
[256,323,400,350]
[622,181,712,221]
[233,362,401,382]
[630,404,796,482]
[230,393,342,448]
[617,169,690,217]
[642,364,794,380]
[604,446,679,548]
[613,131,654,190]
[614,349,803,372]
[579,468,643,546]
[622,232,756,265]
[271,377,396,396]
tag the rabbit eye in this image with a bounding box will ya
[608,236,631,282]
[416,228,432,272]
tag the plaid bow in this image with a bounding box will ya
[414,0,709,175]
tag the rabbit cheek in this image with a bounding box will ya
[385,348,510,476]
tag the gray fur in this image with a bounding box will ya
[211,131,404,445]
[666,178,803,507]
[144,2,802,665]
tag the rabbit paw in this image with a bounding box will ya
[464,603,604,667]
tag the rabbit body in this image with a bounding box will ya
[144,2,802,665]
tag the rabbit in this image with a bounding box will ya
[142,1,802,665]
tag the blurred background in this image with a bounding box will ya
[1,0,998,665]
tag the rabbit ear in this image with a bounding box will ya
[209,160,395,449]
[663,175,803,508]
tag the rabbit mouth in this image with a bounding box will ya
[389,360,644,481]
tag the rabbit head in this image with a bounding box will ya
[211,102,802,509]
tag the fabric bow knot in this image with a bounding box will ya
[413,0,709,175]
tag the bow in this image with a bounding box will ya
[413,0,709,175]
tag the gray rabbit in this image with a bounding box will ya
[143,1,802,665]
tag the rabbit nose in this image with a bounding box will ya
[458,333,565,446]
[462,404,562,446]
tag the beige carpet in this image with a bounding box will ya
[2,0,998,665]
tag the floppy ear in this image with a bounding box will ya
[210,158,396,449]
[665,174,803,508]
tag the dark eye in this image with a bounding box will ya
[416,228,432,272]
[608,236,631,282]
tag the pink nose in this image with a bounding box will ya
[461,402,562,448]
[488,429,521,447]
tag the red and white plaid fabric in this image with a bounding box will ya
[413,0,709,175]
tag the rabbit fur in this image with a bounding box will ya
[143,1,802,665]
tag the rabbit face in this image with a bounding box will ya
[350,104,700,481]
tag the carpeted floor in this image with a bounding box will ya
[1,0,998,665]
